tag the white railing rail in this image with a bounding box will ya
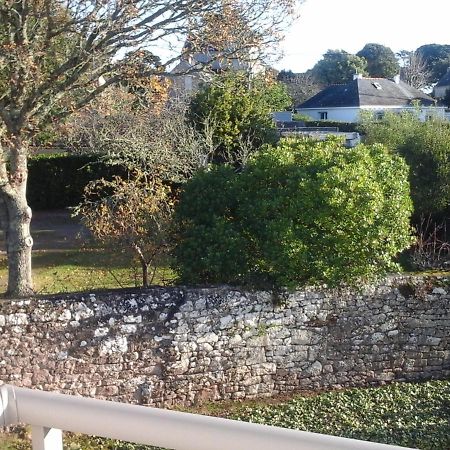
[0,383,415,450]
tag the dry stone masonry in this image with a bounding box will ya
[0,275,449,407]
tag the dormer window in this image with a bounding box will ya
[372,82,382,90]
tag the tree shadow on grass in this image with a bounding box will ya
[31,248,132,270]
[0,249,176,295]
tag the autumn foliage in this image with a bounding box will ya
[77,172,173,288]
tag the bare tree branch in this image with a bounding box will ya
[398,50,432,90]
[0,0,300,296]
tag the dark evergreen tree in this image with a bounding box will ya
[311,50,367,85]
[357,43,400,78]
[416,44,450,83]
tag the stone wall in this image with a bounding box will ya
[0,275,449,407]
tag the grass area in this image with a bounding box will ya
[0,249,176,295]
[234,380,450,450]
[1,380,449,449]
[1,249,447,296]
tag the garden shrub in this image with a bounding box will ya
[27,153,126,210]
[360,112,450,217]
[292,118,359,133]
[189,72,292,164]
[173,138,413,289]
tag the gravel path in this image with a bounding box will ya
[0,209,90,252]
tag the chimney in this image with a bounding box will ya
[393,74,401,84]
[353,73,363,80]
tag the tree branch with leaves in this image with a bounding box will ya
[0,0,299,296]
[72,92,212,286]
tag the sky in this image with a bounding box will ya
[276,0,450,73]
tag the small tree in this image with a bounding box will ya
[189,72,292,165]
[76,172,172,288]
[277,70,324,105]
[73,92,210,285]
[174,138,413,289]
[397,50,431,89]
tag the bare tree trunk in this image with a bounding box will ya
[132,243,150,288]
[0,137,34,298]
[141,261,149,289]
[2,191,33,297]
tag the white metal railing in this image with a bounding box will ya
[0,384,415,450]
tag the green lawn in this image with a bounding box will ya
[1,380,449,449]
[0,249,176,295]
[1,247,445,296]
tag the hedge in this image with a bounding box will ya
[27,153,126,210]
[303,120,360,133]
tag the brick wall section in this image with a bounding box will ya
[0,275,449,407]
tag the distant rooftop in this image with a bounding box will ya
[298,77,436,109]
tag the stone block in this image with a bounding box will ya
[432,287,447,295]
[246,348,266,365]
[291,329,311,345]
[304,361,322,377]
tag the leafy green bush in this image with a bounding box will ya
[234,380,450,450]
[189,72,292,164]
[27,154,126,210]
[173,138,413,289]
[360,112,450,217]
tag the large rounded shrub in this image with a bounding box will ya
[173,138,413,289]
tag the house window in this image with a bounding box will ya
[319,111,328,120]
[372,82,382,90]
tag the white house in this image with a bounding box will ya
[433,67,450,99]
[296,75,446,123]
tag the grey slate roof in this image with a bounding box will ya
[298,78,435,109]
[435,68,450,88]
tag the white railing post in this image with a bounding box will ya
[31,426,63,450]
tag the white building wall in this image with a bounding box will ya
[296,107,360,122]
[298,106,447,123]
[361,105,446,121]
